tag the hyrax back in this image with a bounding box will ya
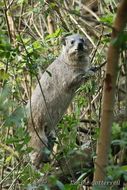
[27,34,90,168]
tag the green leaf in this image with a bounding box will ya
[39,0,45,5]
[121,165,127,171]
[100,14,114,24]
[112,123,121,139]
[41,163,52,173]
[45,28,62,40]
[64,184,78,190]
[32,41,42,49]
[5,155,12,163]
[0,70,9,80]
[17,0,28,4]
[5,107,25,126]
[56,180,65,190]
[112,31,127,49]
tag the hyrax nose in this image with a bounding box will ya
[77,42,84,51]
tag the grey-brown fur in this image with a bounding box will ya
[27,34,91,168]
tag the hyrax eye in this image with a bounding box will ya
[71,40,75,44]
[80,38,84,43]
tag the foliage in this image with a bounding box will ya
[0,0,127,189]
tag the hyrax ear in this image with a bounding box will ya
[61,33,72,46]
[85,38,92,51]
[61,36,66,46]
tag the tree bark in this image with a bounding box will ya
[93,0,127,182]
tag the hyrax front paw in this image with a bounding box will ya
[86,69,95,77]
[82,67,97,80]
[30,147,51,169]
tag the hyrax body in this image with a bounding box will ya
[27,34,90,168]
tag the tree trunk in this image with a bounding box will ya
[93,0,127,182]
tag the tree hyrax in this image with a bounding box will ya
[27,34,91,168]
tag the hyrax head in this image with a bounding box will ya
[62,34,90,64]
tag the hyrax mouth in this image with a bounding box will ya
[69,50,85,61]
[74,49,85,57]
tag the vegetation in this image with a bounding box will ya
[0,0,127,189]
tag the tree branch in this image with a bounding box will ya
[93,0,127,183]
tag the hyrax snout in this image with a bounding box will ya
[27,34,91,168]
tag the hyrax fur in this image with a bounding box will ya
[27,34,91,168]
